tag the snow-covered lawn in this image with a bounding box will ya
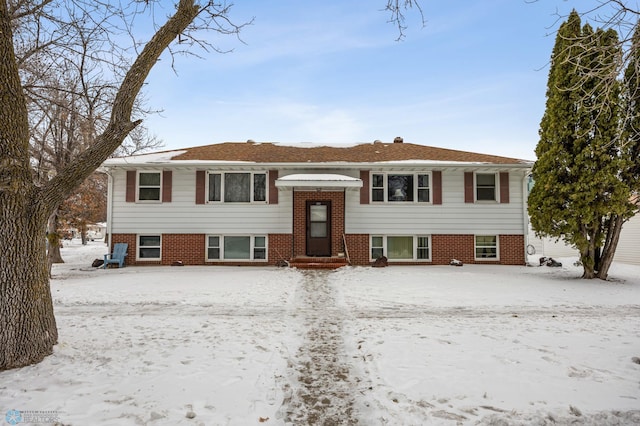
[1,239,639,425]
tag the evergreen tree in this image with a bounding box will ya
[529,11,635,279]
[529,11,583,266]
[622,25,640,194]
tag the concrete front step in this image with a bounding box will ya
[289,256,349,270]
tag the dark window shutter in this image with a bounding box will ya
[195,171,205,205]
[500,172,510,204]
[464,172,474,203]
[360,170,369,204]
[269,170,278,204]
[432,171,442,205]
[162,170,172,202]
[126,170,136,202]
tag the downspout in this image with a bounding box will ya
[343,189,346,258]
[341,186,351,264]
[291,188,296,259]
[105,168,114,250]
[522,172,530,265]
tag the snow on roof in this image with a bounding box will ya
[104,150,187,165]
[276,173,362,188]
[102,142,533,167]
[278,173,360,182]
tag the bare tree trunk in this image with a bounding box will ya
[596,215,625,280]
[0,1,57,370]
[0,196,58,370]
[46,210,64,263]
[1,0,203,371]
[80,221,87,245]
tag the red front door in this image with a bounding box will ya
[306,201,331,256]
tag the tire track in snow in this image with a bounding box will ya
[279,270,359,425]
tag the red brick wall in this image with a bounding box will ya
[110,232,524,266]
[345,234,369,266]
[432,234,524,265]
[499,235,525,265]
[109,234,136,266]
[432,234,476,265]
[110,233,294,266]
[162,234,205,265]
[269,233,292,264]
[292,191,345,258]
[344,234,525,266]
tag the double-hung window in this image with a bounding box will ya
[417,236,430,259]
[475,235,498,260]
[138,172,161,201]
[476,173,497,201]
[207,235,267,261]
[417,174,430,202]
[138,235,161,260]
[371,236,384,259]
[207,236,221,260]
[371,173,431,203]
[372,175,385,202]
[207,172,266,203]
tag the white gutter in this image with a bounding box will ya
[103,159,533,170]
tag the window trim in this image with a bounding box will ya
[137,170,162,203]
[474,172,499,203]
[370,172,432,203]
[205,171,268,204]
[137,234,162,261]
[206,235,268,262]
[474,235,499,261]
[371,236,384,260]
[207,235,221,260]
[369,235,432,262]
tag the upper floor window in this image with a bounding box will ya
[207,172,266,203]
[371,173,431,203]
[138,172,161,201]
[476,173,496,201]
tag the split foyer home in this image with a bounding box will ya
[102,139,533,267]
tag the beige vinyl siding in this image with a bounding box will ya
[109,169,292,234]
[346,169,527,235]
[528,212,639,266]
[526,232,579,259]
[614,215,640,265]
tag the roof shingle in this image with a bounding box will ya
[169,142,530,164]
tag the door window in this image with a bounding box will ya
[309,204,327,238]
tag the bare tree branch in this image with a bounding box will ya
[384,0,425,41]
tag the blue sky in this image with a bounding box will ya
[141,1,612,161]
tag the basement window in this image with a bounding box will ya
[370,235,431,261]
[475,235,498,260]
[207,235,268,261]
[138,235,161,260]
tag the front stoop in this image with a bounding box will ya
[289,256,349,270]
